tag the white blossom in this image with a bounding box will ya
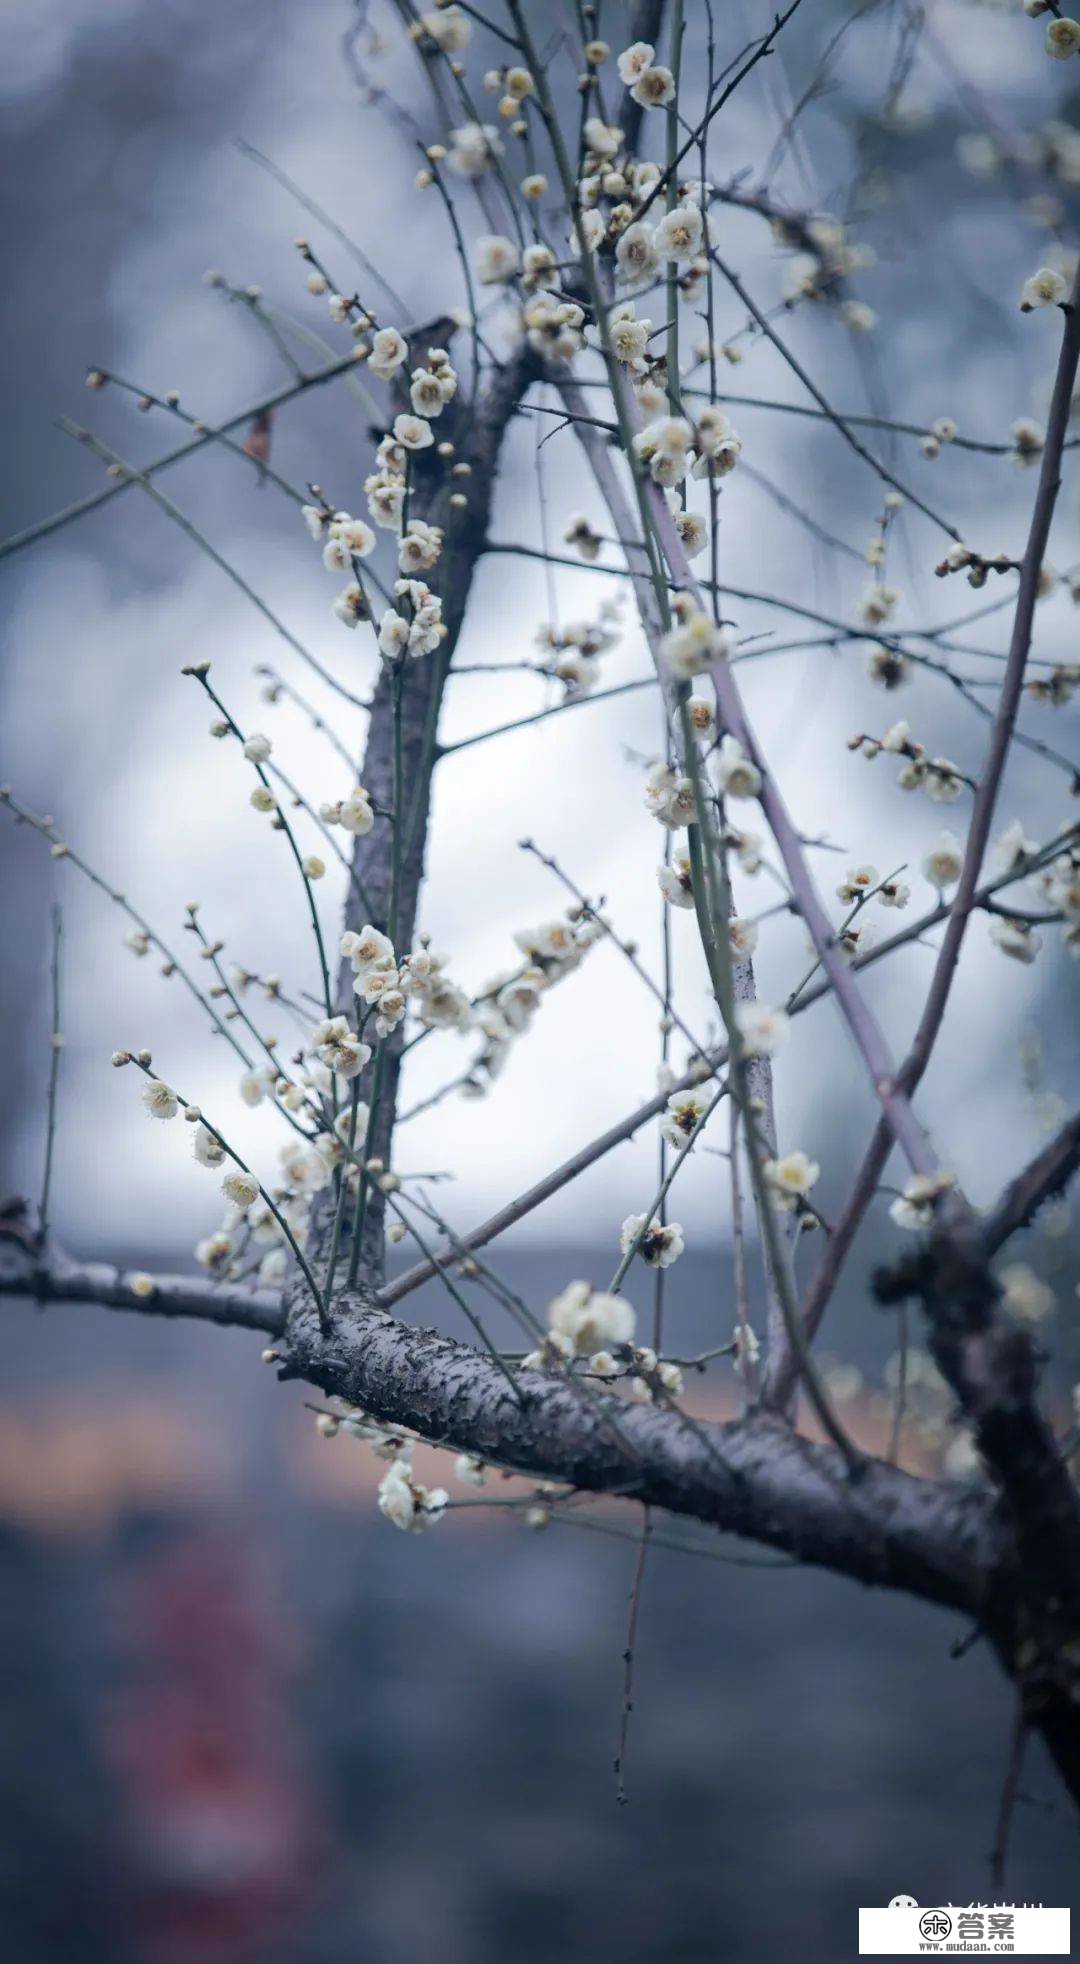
[672,508,708,557]
[660,607,731,678]
[196,1230,233,1273]
[321,785,374,836]
[710,734,761,799]
[889,1170,955,1231]
[732,1324,760,1380]
[653,204,704,262]
[368,326,408,379]
[521,242,558,287]
[548,1280,635,1355]
[988,915,1041,963]
[1046,18,1080,59]
[582,116,621,159]
[474,234,520,284]
[841,299,877,333]
[609,304,651,362]
[997,1262,1056,1322]
[378,1457,448,1532]
[331,515,377,559]
[1011,417,1045,466]
[420,5,470,52]
[616,41,655,85]
[734,1001,790,1058]
[632,415,693,486]
[379,611,411,659]
[993,818,1038,875]
[408,369,452,420]
[729,916,758,959]
[341,924,396,974]
[222,1169,259,1210]
[619,1214,685,1267]
[398,518,443,576]
[447,121,503,177]
[657,847,695,908]
[630,65,676,109]
[764,1150,820,1206]
[924,758,964,805]
[922,830,963,891]
[644,761,695,827]
[193,1122,225,1167]
[142,1080,178,1120]
[615,221,659,283]
[660,1087,710,1149]
[837,865,878,903]
[1020,266,1069,311]
[392,412,434,452]
[857,584,900,628]
[311,1015,372,1080]
[693,407,741,480]
[374,988,407,1039]
[332,584,365,629]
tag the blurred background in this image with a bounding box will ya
[1,1,1078,1957]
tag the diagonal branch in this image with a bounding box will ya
[0,351,364,563]
[982,1114,1080,1256]
[378,838,1073,1309]
[765,266,1080,1415]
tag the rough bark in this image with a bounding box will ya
[321,340,538,1283]
[280,1280,1006,1620]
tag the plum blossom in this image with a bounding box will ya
[711,734,761,799]
[474,234,520,284]
[657,846,695,908]
[653,204,704,262]
[619,1215,685,1267]
[922,830,963,891]
[644,761,695,828]
[764,1151,820,1207]
[889,1170,956,1231]
[735,1002,790,1058]
[378,1457,449,1532]
[660,1087,711,1150]
[547,1280,635,1355]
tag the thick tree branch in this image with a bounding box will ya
[281,1283,1006,1619]
[320,342,540,1285]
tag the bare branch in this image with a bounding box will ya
[0,1218,284,1336]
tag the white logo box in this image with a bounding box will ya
[859,1904,1070,1955]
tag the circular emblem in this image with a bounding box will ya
[919,1911,953,1941]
